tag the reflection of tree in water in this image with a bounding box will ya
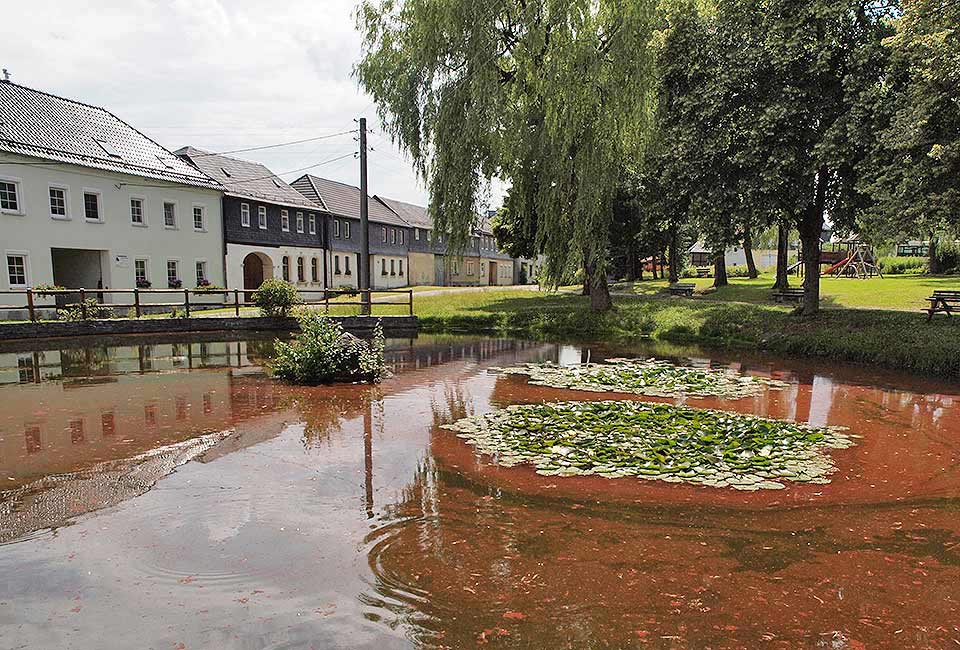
[430,383,474,428]
[244,338,280,365]
[59,346,113,378]
[289,387,383,450]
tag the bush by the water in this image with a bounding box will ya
[253,279,302,317]
[271,313,386,384]
[879,256,927,275]
[57,299,115,321]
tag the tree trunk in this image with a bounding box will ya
[772,222,790,291]
[586,259,612,311]
[623,242,636,282]
[668,231,680,284]
[659,253,666,279]
[651,255,658,280]
[713,249,728,288]
[798,167,829,316]
[581,260,591,295]
[928,235,940,274]
[743,227,759,279]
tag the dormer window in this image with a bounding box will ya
[93,138,121,158]
[155,154,175,170]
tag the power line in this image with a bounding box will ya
[188,129,358,158]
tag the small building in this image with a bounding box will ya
[897,240,930,257]
[175,147,325,295]
[477,216,515,286]
[291,175,411,290]
[375,196,444,286]
[0,80,224,312]
[688,241,778,270]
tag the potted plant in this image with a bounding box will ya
[195,280,225,292]
[32,283,66,297]
[136,279,152,289]
[168,278,183,289]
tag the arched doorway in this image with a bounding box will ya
[242,252,273,299]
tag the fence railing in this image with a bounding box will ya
[0,287,414,321]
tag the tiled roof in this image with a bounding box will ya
[0,81,216,188]
[292,174,409,227]
[376,196,432,228]
[175,146,319,209]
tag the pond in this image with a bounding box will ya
[1,334,959,649]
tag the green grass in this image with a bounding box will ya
[613,272,959,311]
[410,287,960,379]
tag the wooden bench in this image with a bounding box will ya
[925,290,960,321]
[668,283,696,297]
[695,267,712,278]
[772,287,805,303]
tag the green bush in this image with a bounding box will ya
[936,242,960,273]
[271,313,386,385]
[57,299,115,321]
[879,256,927,275]
[726,266,751,278]
[680,266,700,279]
[253,279,302,317]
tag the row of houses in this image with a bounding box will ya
[0,80,537,304]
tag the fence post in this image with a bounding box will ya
[408,289,413,316]
[234,289,240,317]
[79,289,87,320]
[184,289,191,318]
[134,288,141,318]
[324,291,329,314]
[26,288,36,322]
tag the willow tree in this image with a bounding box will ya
[355,0,659,310]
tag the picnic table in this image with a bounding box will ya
[772,287,805,303]
[925,290,960,321]
[695,267,712,278]
[668,283,696,297]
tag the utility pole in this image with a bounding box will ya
[359,117,371,315]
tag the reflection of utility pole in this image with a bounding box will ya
[364,398,374,519]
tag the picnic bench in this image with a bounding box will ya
[772,287,805,303]
[668,283,696,297]
[695,267,712,278]
[925,290,960,321]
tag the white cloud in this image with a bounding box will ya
[1,0,513,208]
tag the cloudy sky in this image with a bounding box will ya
[4,0,504,208]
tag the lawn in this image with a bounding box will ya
[613,272,959,312]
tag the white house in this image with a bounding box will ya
[0,80,224,314]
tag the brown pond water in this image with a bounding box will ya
[0,335,959,649]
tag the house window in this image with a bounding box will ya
[135,259,149,285]
[381,259,387,276]
[25,425,42,454]
[344,255,351,275]
[399,259,404,276]
[381,227,387,243]
[163,201,176,228]
[334,220,341,238]
[390,259,396,276]
[70,418,85,444]
[415,228,420,241]
[258,206,267,229]
[6,254,27,287]
[297,256,305,282]
[84,191,101,221]
[195,260,207,285]
[49,186,68,218]
[334,255,341,275]
[241,203,250,227]
[101,412,116,436]
[344,221,351,238]
[309,214,316,234]
[467,262,475,276]
[130,197,145,225]
[193,205,205,231]
[391,229,397,244]
[296,212,304,233]
[282,256,290,281]
[166,260,179,287]
[281,209,290,231]
[311,257,319,282]
[0,179,22,213]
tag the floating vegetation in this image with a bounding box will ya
[490,359,790,399]
[444,401,855,490]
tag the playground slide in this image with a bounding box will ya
[821,258,849,276]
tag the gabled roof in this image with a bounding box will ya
[291,174,409,227]
[0,81,217,188]
[175,146,319,209]
[376,195,432,228]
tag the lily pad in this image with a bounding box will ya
[443,401,854,490]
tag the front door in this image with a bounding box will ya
[243,253,264,300]
[488,261,497,285]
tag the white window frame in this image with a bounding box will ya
[334,254,341,275]
[281,255,290,281]
[296,256,305,283]
[130,196,147,227]
[240,203,251,227]
[344,221,351,238]
[162,200,178,229]
[82,188,104,223]
[308,213,316,235]
[400,229,404,245]
[311,257,319,282]
[5,250,30,288]
[195,259,208,286]
[134,257,150,285]
[48,184,70,220]
[166,258,181,287]
[258,206,267,230]
[381,227,387,243]
[192,203,206,232]
[344,255,351,275]
[334,220,341,238]
[0,176,25,216]
[281,209,290,232]
[296,211,304,233]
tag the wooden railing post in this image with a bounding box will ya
[79,289,87,319]
[183,289,191,317]
[408,289,413,316]
[234,289,240,317]
[26,288,35,322]
[134,288,141,318]
[324,291,330,314]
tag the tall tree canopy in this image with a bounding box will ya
[356,0,660,310]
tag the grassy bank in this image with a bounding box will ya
[411,289,960,379]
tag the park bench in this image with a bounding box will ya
[772,287,805,303]
[668,283,696,297]
[925,290,960,321]
[695,267,712,278]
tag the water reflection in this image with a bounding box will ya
[0,335,958,649]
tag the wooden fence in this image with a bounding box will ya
[0,287,414,321]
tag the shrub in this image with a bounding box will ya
[57,299,114,321]
[936,242,960,273]
[253,279,302,317]
[136,279,152,289]
[726,266,751,278]
[271,313,386,385]
[680,266,700,279]
[879,256,927,275]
